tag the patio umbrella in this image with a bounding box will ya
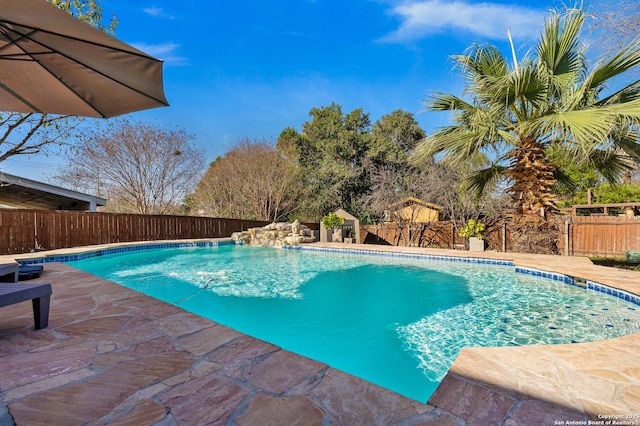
[0,0,169,118]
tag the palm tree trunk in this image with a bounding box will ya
[507,138,558,218]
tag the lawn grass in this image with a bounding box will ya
[590,256,640,272]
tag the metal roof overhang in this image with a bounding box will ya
[0,172,106,211]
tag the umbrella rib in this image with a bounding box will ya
[0,27,41,56]
[0,27,54,61]
[0,81,42,113]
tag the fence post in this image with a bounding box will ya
[564,218,571,256]
[449,222,454,249]
[502,221,507,252]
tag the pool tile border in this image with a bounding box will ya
[283,244,514,266]
[515,266,577,285]
[17,240,236,265]
[588,280,640,307]
[515,266,640,306]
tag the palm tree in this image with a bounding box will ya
[413,8,640,221]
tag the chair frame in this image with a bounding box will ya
[0,263,52,329]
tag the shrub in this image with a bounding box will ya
[459,219,485,239]
[322,212,345,230]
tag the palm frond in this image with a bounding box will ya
[586,148,636,183]
[453,44,508,80]
[412,129,472,160]
[609,126,640,161]
[536,8,586,103]
[552,168,577,193]
[597,80,640,106]
[589,38,640,91]
[465,163,508,196]
[537,8,585,78]
[453,44,514,105]
[412,124,498,167]
[529,108,615,145]
[607,98,640,122]
[424,92,474,113]
[513,62,546,102]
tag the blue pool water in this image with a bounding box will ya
[68,245,640,402]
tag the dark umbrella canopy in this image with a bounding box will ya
[0,0,169,118]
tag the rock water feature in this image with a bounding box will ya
[231,220,316,246]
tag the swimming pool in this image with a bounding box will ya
[68,244,640,402]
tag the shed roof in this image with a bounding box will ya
[387,197,442,211]
[333,208,358,221]
[0,172,106,211]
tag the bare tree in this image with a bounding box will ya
[590,1,640,182]
[0,1,117,168]
[54,119,204,214]
[191,139,301,221]
[423,162,506,225]
[386,200,433,247]
[591,0,640,50]
[0,114,81,162]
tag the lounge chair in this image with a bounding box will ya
[0,263,52,329]
[0,283,52,329]
[0,263,19,283]
[19,264,44,281]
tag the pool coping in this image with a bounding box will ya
[2,240,640,422]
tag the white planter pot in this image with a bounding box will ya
[469,237,484,252]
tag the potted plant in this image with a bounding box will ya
[459,219,485,252]
[344,227,355,244]
[322,212,345,243]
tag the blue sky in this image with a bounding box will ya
[5,0,596,181]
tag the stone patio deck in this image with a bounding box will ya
[1,242,639,425]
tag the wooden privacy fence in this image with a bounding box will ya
[363,216,640,257]
[361,220,510,252]
[564,216,640,257]
[0,209,284,255]
[2,209,639,257]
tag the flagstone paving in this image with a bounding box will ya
[0,242,639,425]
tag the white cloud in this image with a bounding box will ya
[131,42,186,66]
[142,7,175,19]
[381,0,545,43]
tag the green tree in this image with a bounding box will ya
[0,1,117,166]
[589,183,640,204]
[285,103,371,220]
[559,182,640,209]
[276,126,301,160]
[49,0,117,32]
[550,146,603,206]
[414,7,640,221]
[360,110,426,222]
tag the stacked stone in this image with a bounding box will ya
[231,220,315,247]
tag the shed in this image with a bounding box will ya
[0,172,106,212]
[319,208,361,244]
[385,197,441,223]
